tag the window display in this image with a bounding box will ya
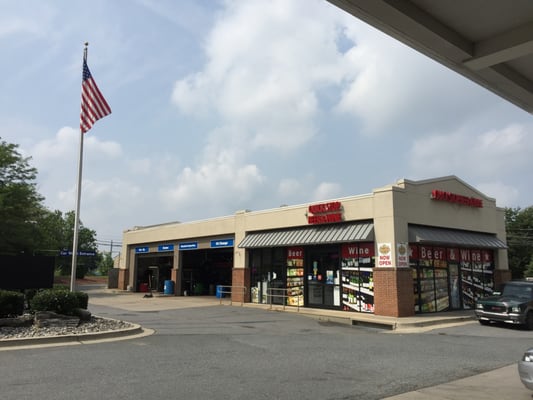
[340,243,375,313]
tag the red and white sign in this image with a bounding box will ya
[307,201,343,225]
[431,189,483,208]
[396,243,409,268]
[341,242,375,258]
[377,243,392,267]
[287,247,304,259]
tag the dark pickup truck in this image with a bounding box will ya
[475,280,533,330]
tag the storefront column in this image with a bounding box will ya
[118,268,129,290]
[373,268,414,317]
[232,268,250,303]
[172,250,182,296]
[493,269,512,290]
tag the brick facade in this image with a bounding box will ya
[118,269,129,290]
[373,268,414,317]
[231,268,250,303]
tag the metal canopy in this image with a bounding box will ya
[408,225,507,248]
[327,0,533,114]
[238,222,374,248]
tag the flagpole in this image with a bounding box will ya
[70,42,89,292]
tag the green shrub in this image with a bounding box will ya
[0,290,25,317]
[30,289,81,316]
[72,291,89,310]
[76,264,88,279]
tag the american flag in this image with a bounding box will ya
[80,60,111,133]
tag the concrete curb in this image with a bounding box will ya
[0,318,147,349]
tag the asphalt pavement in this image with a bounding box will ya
[2,286,532,399]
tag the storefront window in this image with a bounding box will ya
[248,242,377,313]
[249,248,286,304]
[340,243,375,313]
[410,244,494,313]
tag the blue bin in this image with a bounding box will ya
[216,285,225,298]
[163,280,175,295]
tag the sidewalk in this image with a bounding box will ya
[383,364,531,400]
[89,288,477,332]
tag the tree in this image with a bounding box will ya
[52,211,98,277]
[97,252,115,276]
[0,138,45,255]
[505,206,533,278]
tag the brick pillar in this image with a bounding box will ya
[118,269,129,290]
[493,269,512,291]
[373,268,414,317]
[170,269,179,296]
[232,268,250,303]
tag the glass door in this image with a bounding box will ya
[306,246,340,309]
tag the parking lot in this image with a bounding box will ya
[1,289,531,400]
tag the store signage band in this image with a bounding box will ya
[431,189,483,208]
[135,246,149,253]
[307,201,343,224]
[210,239,234,248]
[158,244,174,252]
[60,250,96,257]
[179,242,198,250]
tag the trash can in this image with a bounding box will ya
[163,280,175,295]
[216,285,225,298]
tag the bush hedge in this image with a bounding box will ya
[0,290,25,317]
[30,289,88,316]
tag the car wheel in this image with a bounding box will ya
[478,319,490,326]
[525,312,533,330]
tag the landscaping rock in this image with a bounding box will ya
[34,311,80,329]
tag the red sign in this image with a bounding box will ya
[460,249,471,262]
[287,247,304,259]
[419,246,446,261]
[482,250,493,263]
[409,245,419,260]
[341,243,375,258]
[447,248,459,261]
[308,201,343,225]
[431,189,483,208]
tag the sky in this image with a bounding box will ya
[1,0,532,253]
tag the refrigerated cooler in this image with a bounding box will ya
[286,247,304,306]
[340,243,375,313]
[460,249,494,309]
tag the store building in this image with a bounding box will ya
[117,176,509,317]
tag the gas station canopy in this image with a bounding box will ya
[327,0,533,114]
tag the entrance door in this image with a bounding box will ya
[306,247,340,309]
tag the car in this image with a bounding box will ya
[474,280,533,330]
[518,348,533,391]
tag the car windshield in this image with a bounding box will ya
[502,284,533,300]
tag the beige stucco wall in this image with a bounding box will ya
[119,176,508,287]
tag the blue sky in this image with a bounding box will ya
[1,0,532,250]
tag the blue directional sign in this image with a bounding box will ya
[179,242,198,250]
[60,250,96,257]
[135,246,150,253]
[210,239,234,248]
[158,244,174,252]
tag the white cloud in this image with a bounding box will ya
[409,123,533,180]
[312,182,342,201]
[159,157,264,218]
[278,178,304,200]
[171,0,349,153]
[476,181,519,207]
[335,20,495,137]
